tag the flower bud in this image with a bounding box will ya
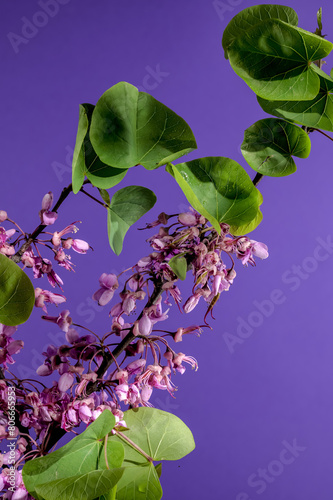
[0,211,7,222]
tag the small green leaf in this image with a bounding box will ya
[72,103,94,194]
[222,4,298,58]
[226,19,333,101]
[107,186,157,255]
[167,157,263,235]
[155,463,162,479]
[168,255,187,281]
[0,255,35,326]
[258,66,333,132]
[241,118,311,177]
[98,189,111,206]
[90,82,197,170]
[22,411,124,500]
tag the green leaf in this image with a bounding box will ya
[90,82,197,170]
[84,135,128,189]
[107,186,157,255]
[168,254,187,281]
[155,463,162,479]
[115,407,195,462]
[111,408,195,500]
[98,188,111,206]
[166,157,263,234]
[72,103,128,192]
[222,4,298,58]
[257,66,333,132]
[0,254,35,326]
[226,19,333,101]
[72,103,93,194]
[116,464,162,500]
[229,209,263,236]
[241,118,311,177]
[35,470,123,500]
[22,410,124,500]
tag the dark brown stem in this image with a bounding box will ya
[80,188,108,208]
[313,128,333,142]
[87,279,164,394]
[11,183,74,263]
[43,278,164,453]
[252,172,264,187]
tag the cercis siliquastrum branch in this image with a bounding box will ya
[0,194,268,497]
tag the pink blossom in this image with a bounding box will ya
[0,227,15,256]
[35,287,66,313]
[42,309,72,332]
[0,211,7,222]
[58,372,75,393]
[183,292,201,313]
[252,241,269,260]
[93,273,119,306]
[40,192,58,225]
[138,312,152,335]
[72,239,90,254]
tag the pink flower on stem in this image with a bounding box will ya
[93,273,119,306]
[0,227,15,256]
[42,309,72,332]
[35,288,66,313]
[39,192,58,226]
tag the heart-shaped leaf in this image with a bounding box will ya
[226,19,333,101]
[166,157,263,235]
[241,118,311,176]
[258,66,333,132]
[22,410,124,500]
[107,186,157,255]
[111,408,195,500]
[0,254,35,326]
[168,255,187,281]
[90,82,197,170]
[222,4,298,58]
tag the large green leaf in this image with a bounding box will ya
[111,408,195,500]
[72,103,128,192]
[0,254,34,326]
[166,157,263,235]
[241,118,311,177]
[222,4,298,58]
[22,410,124,500]
[72,103,92,194]
[226,19,333,101]
[107,186,157,255]
[257,66,333,132]
[90,82,197,170]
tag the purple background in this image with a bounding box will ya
[2,0,333,498]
